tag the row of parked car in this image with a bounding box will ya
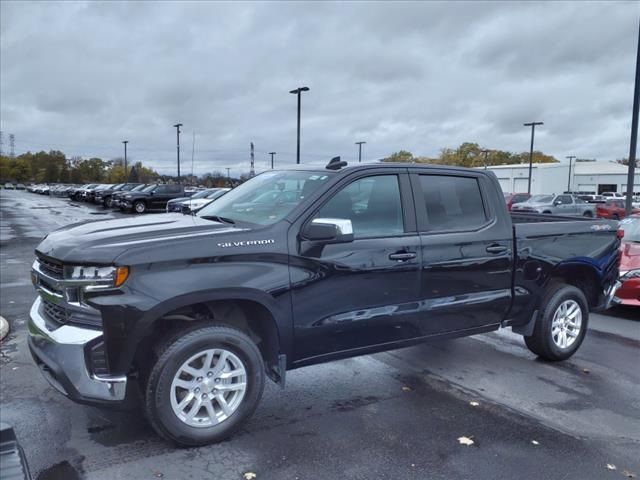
[59,182,230,214]
[504,192,640,220]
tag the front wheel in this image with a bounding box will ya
[144,325,265,446]
[582,211,593,217]
[133,200,146,214]
[524,283,588,361]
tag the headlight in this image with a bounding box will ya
[125,195,132,199]
[64,265,129,289]
[620,269,640,281]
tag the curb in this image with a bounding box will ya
[0,316,9,341]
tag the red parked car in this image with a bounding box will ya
[596,199,640,220]
[615,215,640,307]
[504,192,531,211]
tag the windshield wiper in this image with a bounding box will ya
[200,215,236,225]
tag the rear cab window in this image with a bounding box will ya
[416,174,488,232]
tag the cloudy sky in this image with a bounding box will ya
[0,1,638,175]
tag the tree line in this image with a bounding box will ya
[0,151,161,184]
[383,142,558,167]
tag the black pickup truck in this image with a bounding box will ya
[119,183,185,213]
[28,162,621,446]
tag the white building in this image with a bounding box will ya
[482,161,640,195]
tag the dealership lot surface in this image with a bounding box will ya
[0,189,638,480]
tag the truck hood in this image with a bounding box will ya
[36,214,244,264]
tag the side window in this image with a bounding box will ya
[169,185,182,193]
[419,175,487,231]
[556,195,572,204]
[155,185,168,194]
[314,175,404,238]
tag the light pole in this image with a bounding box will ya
[481,149,489,169]
[355,141,366,162]
[523,122,544,194]
[566,155,576,192]
[122,140,128,179]
[625,19,640,215]
[269,152,276,169]
[173,123,183,182]
[226,167,231,187]
[289,87,309,164]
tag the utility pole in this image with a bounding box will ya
[523,122,543,194]
[122,140,129,179]
[173,123,183,182]
[9,134,15,159]
[355,141,366,163]
[269,152,276,169]
[226,167,231,187]
[625,19,640,215]
[250,142,255,177]
[289,87,309,164]
[0,131,3,157]
[566,155,576,192]
[481,149,489,169]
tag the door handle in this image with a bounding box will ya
[486,244,508,254]
[389,252,416,261]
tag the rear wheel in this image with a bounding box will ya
[133,200,146,214]
[144,325,265,446]
[582,211,593,217]
[524,283,588,361]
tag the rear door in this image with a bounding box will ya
[409,170,513,335]
[290,169,423,361]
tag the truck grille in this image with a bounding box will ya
[41,298,103,328]
[36,254,64,279]
[42,299,67,325]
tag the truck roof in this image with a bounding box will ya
[277,161,487,175]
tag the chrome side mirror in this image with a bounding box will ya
[302,218,354,243]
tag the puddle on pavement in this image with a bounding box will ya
[37,461,82,480]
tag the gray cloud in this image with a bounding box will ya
[0,0,637,175]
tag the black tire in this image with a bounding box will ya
[612,213,620,220]
[133,200,146,214]
[524,283,589,361]
[542,211,552,214]
[144,325,265,446]
[104,197,112,208]
[582,211,593,217]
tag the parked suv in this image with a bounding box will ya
[28,163,620,446]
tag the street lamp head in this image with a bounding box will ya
[173,123,183,128]
[122,140,128,144]
[290,87,310,94]
[523,121,544,127]
[269,152,277,155]
[355,141,366,145]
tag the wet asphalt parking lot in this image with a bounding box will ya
[0,189,639,480]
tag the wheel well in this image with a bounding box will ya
[542,210,552,214]
[134,299,281,385]
[548,265,600,308]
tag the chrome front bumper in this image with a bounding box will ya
[603,281,622,310]
[27,297,127,403]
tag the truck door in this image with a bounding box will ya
[289,170,423,361]
[555,194,576,215]
[409,170,513,335]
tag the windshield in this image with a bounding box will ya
[619,217,640,242]
[197,170,333,225]
[130,184,146,191]
[529,195,554,203]
[206,189,228,200]
[191,189,215,199]
[141,184,157,192]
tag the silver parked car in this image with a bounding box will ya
[511,194,596,217]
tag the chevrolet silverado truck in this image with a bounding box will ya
[28,161,621,446]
